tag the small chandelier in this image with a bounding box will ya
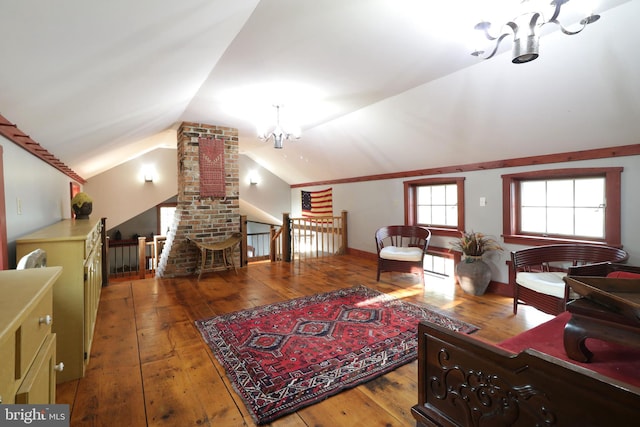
[258,105,300,149]
[471,0,601,64]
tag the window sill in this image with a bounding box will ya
[419,227,461,238]
[503,234,614,247]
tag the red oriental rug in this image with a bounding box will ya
[195,285,478,424]
[499,312,640,388]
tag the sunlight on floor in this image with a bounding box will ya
[424,272,457,298]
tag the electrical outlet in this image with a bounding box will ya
[479,197,487,207]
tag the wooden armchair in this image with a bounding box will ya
[375,225,430,283]
[511,244,628,315]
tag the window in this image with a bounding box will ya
[404,177,465,236]
[157,204,177,235]
[502,168,622,246]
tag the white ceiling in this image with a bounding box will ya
[1,0,638,185]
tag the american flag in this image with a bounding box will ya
[301,188,333,218]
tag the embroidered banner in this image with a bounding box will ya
[301,188,333,217]
[199,138,225,198]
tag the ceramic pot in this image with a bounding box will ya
[73,202,93,219]
[455,255,492,296]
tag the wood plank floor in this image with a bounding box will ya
[56,254,553,427]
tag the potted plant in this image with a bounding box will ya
[71,192,93,219]
[450,231,502,295]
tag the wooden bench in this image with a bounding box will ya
[412,320,640,427]
[188,233,242,280]
[510,244,628,315]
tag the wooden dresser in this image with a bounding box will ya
[0,267,62,404]
[16,219,104,383]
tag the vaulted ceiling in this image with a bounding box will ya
[1,0,638,185]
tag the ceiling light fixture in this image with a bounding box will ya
[258,105,300,149]
[471,0,601,64]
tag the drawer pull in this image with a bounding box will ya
[39,315,53,325]
[54,362,65,372]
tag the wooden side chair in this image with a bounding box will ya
[375,225,431,283]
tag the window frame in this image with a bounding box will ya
[502,167,622,247]
[156,202,177,236]
[404,177,465,237]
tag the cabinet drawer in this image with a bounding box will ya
[15,333,56,404]
[17,288,53,379]
[0,333,15,404]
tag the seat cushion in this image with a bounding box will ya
[516,271,568,298]
[606,271,640,279]
[379,246,423,262]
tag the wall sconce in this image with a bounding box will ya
[249,173,260,185]
[142,165,156,183]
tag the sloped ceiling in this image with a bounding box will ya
[0,0,637,185]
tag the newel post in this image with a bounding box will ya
[340,210,348,254]
[138,236,146,279]
[240,215,248,267]
[282,212,292,262]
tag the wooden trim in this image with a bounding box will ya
[346,247,376,261]
[0,114,85,184]
[290,144,640,188]
[0,146,7,270]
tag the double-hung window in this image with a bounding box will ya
[502,168,622,246]
[404,177,464,237]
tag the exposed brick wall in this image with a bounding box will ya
[157,122,239,277]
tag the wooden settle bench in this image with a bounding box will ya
[510,244,628,315]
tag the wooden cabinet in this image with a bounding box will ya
[16,219,104,383]
[0,267,62,404]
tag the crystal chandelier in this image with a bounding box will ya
[471,0,601,64]
[258,105,300,149]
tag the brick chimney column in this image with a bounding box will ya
[157,122,239,277]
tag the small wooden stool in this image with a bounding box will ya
[189,233,242,280]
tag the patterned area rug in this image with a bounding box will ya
[195,285,478,424]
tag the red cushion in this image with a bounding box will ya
[606,271,640,279]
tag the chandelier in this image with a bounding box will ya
[471,0,601,64]
[258,105,300,149]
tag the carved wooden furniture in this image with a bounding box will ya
[375,225,431,283]
[16,219,104,383]
[0,267,62,404]
[563,271,640,362]
[189,232,242,280]
[510,244,628,315]
[412,320,640,427]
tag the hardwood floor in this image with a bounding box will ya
[56,254,553,427]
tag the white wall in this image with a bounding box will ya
[293,155,640,284]
[2,137,73,267]
[240,155,291,225]
[84,147,178,230]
